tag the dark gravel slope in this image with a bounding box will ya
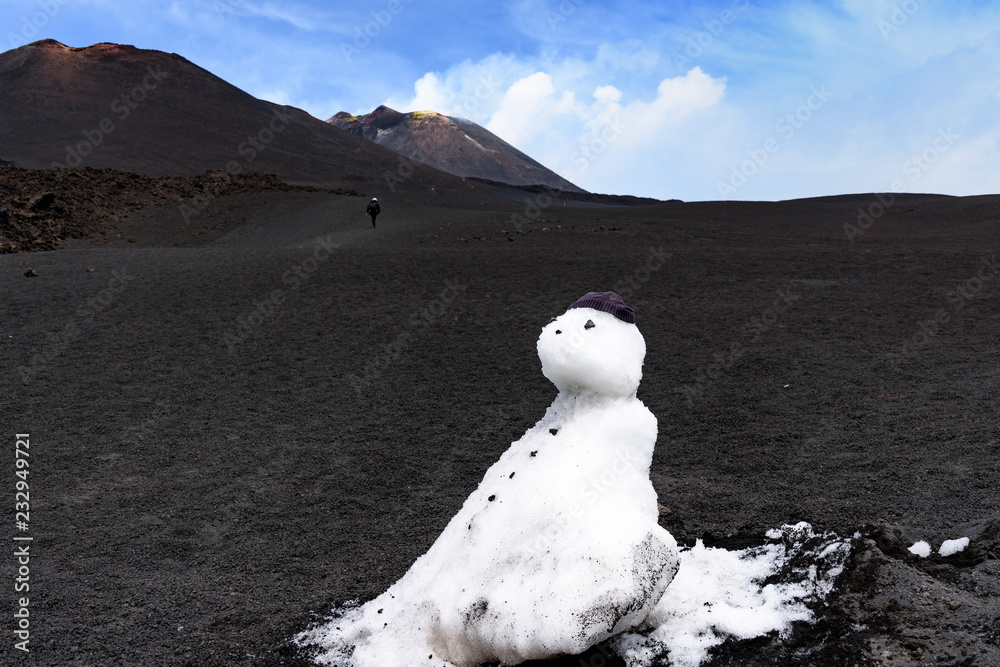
[2,191,999,665]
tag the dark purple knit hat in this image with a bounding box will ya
[568,291,635,324]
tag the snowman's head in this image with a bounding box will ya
[537,292,646,397]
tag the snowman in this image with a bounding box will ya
[299,292,679,666]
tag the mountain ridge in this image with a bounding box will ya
[0,40,465,194]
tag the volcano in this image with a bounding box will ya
[329,105,586,193]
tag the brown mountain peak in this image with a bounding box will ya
[328,107,585,193]
[27,38,69,48]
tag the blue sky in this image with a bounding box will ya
[4,0,999,200]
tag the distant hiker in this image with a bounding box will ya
[366,197,380,228]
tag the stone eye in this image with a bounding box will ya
[584,319,595,330]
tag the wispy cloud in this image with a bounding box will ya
[242,2,324,32]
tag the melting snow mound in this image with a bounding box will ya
[908,540,932,558]
[611,522,852,667]
[297,523,852,667]
[938,537,969,557]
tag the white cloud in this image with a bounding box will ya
[404,72,450,113]
[486,72,577,148]
[562,67,730,196]
[593,84,621,105]
[385,53,531,122]
[388,52,731,196]
[629,67,726,130]
[510,66,729,195]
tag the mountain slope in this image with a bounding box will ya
[0,40,461,193]
[329,106,586,193]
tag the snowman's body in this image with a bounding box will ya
[301,296,679,667]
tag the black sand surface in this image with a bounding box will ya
[2,189,999,666]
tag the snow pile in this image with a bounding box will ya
[297,301,679,666]
[908,537,970,558]
[611,523,852,667]
[939,537,969,557]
